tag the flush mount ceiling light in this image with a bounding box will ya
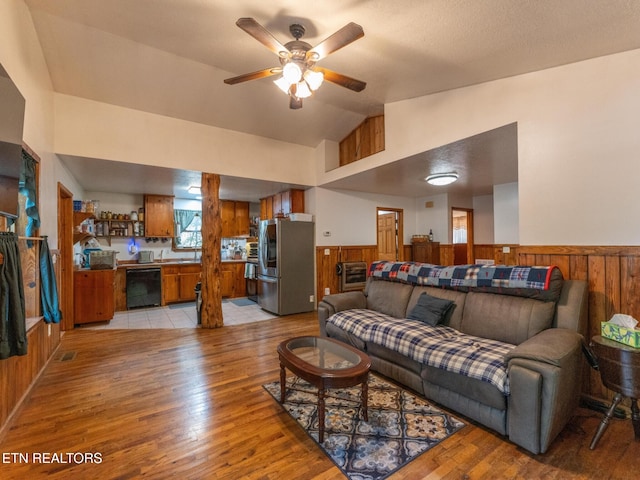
[187,186,201,195]
[425,173,459,186]
[224,18,366,109]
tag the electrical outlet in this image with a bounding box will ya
[324,287,330,295]
[324,249,330,255]
[503,246,511,253]
[309,295,315,303]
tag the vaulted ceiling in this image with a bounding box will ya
[23,0,640,201]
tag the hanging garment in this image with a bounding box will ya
[40,236,61,324]
[0,232,27,359]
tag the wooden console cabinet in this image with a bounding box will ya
[412,240,441,264]
[74,269,115,324]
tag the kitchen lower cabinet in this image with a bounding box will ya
[74,269,115,324]
[162,264,201,305]
[220,262,247,298]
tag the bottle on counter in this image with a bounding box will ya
[429,229,434,242]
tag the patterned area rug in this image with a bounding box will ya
[263,374,465,480]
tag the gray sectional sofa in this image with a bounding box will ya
[317,261,589,454]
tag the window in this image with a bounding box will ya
[174,210,201,249]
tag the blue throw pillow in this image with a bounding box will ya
[407,292,455,326]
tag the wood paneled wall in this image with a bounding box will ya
[316,243,640,403]
[339,115,385,166]
[0,242,62,436]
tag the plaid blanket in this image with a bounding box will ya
[369,261,556,290]
[328,309,514,394]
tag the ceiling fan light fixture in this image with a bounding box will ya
[295,81,312,99]
[282,62,302,84]
[425,173,459,186]
[273,76,291,94]
[304,69,324,90]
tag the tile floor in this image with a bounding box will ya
[78,298,277,329]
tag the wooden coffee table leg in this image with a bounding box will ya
[318,388,325,443]
[280,364,286,403]
[361,375,368,421]
[631,399,640,440]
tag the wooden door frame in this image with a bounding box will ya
[58,182,74,330]
[451,207,474,264]
[376,207,404,261]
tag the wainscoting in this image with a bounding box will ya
[316,243,640,405]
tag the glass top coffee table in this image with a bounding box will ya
[277,336,372,443]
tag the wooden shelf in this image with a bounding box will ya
[73,212,96,245]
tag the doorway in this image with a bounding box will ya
[452,208,474,265]
[58,183,74,330]
[377,208,404,261]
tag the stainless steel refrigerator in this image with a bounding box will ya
[257,218,315,315]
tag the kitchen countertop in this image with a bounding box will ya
[116,259,246,269]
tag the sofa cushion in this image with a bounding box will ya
[407,292,454,326]
[460,291,556,345]
[365,280,413,318]
[327,310,514,394]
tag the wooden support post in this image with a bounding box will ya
[200,173,223,328]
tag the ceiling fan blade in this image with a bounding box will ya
[236,18,290,58]
[315,67,366,92]
[307,22,364,61]
[224,67,282,85]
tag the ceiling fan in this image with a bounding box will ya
[224,18,366,109]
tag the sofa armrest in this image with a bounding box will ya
[317,292,366,336]
[506,328,584,454]
[506,328,583,367]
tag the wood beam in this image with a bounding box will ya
[200,173,223,328]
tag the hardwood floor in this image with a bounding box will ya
[1,312,638,479]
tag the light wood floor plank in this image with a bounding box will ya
[1,313,639,479]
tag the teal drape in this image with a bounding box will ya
[174,209,197,246]
[39,236,61,324]
[11,150,41,246]
[0,232,27,359]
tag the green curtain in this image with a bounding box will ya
[0,232,27,359]
[174,209,197,246]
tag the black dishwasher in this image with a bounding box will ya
[126,267,162,309]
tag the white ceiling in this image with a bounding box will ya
[22,0,640,202]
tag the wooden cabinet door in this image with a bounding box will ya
[221,200,235,237]
[221,269,234,297]
[289,189,305,214]
[162,266,180,304]
[179,272,200,301]
[144,194,174,237]
[234,201,250,236]
[74,270,115,324]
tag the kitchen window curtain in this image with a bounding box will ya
[0,232,27,359]
[174,209,197,245]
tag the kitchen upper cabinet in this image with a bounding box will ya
[144,194,174,237]
[260,189,305,220]
[74,269,115,324]
[221,200,250,237]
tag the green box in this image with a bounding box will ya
[601,321,640,348]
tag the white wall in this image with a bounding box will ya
[493,183,519,244]
[473,194,495,244]
[341,49,640,246]
[414,194,449,244]
[0,0,83,249]
[53,94,317,187]
[311,187,416,246]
